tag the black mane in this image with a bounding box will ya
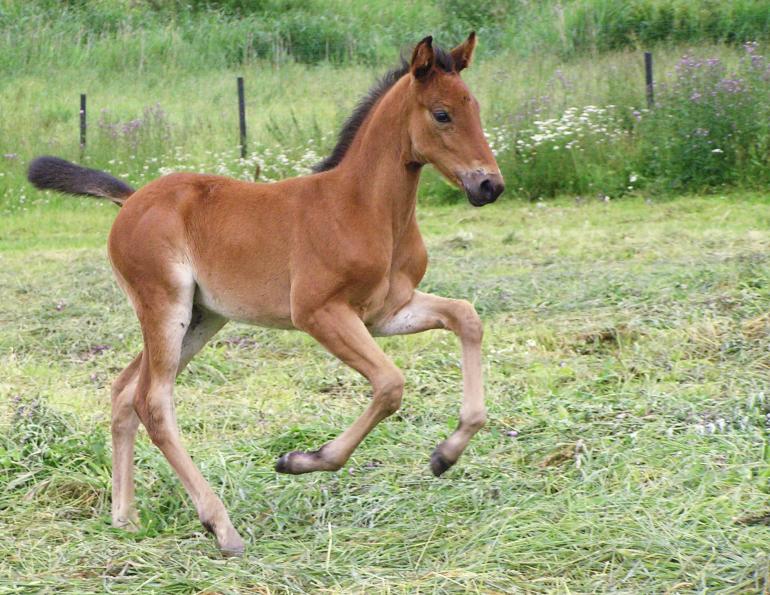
[312,45,455,173]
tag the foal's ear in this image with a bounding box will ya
[410,36,435,81]
[451,31,477,71]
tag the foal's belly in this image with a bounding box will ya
[191,260,416,332]
[193,272,296,329]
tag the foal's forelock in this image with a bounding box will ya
[312,46,457,173]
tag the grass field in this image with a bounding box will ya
[3,3,769,205]
[2,193,770,592]
[3,40,768,210]
[3,1,770,592]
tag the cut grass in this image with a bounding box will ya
[1,193,770,592]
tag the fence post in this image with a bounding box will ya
[237,77,247,158]
[79,94,87,152]
[644,52,654,108]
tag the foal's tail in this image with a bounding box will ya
[27,156,135,206]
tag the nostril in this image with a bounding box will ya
[479,179,493,200]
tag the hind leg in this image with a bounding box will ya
[111,353,142,530]
[130,276,242,555]
[110,307,227,533]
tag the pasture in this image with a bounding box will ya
[3,1,770,592]
[2,194,770,592]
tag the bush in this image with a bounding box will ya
[639,43,770,192]
[3,0,770,70]
[561,0,770,55]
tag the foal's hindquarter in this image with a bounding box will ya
[105,38,495,555]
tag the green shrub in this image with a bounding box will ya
[3,0,770,71]
[639,43,770,192]
[561,0,770,55]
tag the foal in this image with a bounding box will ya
[28,33,504,555]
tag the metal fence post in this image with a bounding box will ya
[80,94,87,151]
[237,77,247,158]
[644,52,654,108]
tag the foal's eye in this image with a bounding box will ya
[433,110,451,123]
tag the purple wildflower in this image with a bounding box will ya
[719,78,744,93]
[744,41,758,55]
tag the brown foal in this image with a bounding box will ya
[28,33,504,555]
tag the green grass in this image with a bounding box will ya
[3,0,769,71]
[3,1,769,207]
[2,40,766,211]
[2,2,770,591]
[2,193,770,592]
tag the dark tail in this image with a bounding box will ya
[27,156,135,206]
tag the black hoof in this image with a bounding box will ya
[275,448,336,474]
[430,449,455,477]
[275,452,298,474]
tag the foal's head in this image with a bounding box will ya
[406,33,504,207]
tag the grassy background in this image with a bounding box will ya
[2,0,770,208]
[3,0,770,69]
[2,196,770,592]
[2,42,768,209]
[2,1,770,592]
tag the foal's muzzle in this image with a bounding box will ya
[459,171,505,206]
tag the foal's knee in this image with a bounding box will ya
[374,370,405,416]
[111,401,137,434]
[453,300,483,344]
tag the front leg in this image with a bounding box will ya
[275,302,405,474]
[373,291,486,476]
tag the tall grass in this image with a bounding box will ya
[2,0,769,75]
[490,42,770,198]
[639,43,770,191]
[2,43,769,211]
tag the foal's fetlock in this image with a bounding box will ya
[275,446,343,474]
[430,413,485,476]
[200,513,244,557]
[197,496,244,556]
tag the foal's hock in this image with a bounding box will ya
[27,33,504,556]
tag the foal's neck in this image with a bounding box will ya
[334,76,422,241]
